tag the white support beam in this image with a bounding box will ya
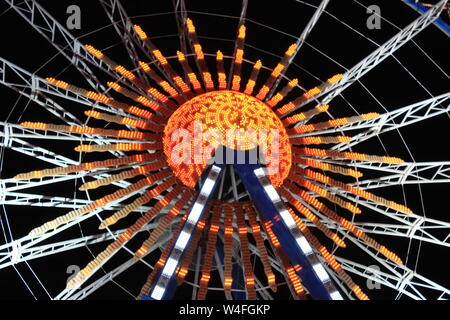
[288,0,447,113]
[333,92,450,150]
[335,251,450,300]
[1,136,78,166]
[291,92,449,140]
[0,122,153,145]
[287,184,450,247]
[0,57,140,121]
[304,205,450,300]
[0,218,169,269]
[351,161,450,189]
[99,0,150,85]
[172,0,189,54]
[5,0,114,94]
[57,233,172,300]
[267,0,330,99]
[0,186,170,265]
[304,182,450,248]
[0,57,83,126]
[226,0,249,89]
[303,216,450,248]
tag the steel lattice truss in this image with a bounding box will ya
[0,0,449,300]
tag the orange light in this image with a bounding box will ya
[107,81,121,91]
[85,45,104,59]
[176,50,186,62]
[285,43,297,56]
[163,90,292,188]
[193,44,204,60]
[186,18,195,33]
[238,25,246,39]
[139,61,150,72]
[216,50,223,61]
[46,77,69,89]
[133,24,148,40]
[327,73,343,84]
[153,50,168,65]
[114,65,136,81]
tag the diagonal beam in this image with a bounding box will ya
[290,92,450,149]
[0,217,172,269]
[57,232,172,300]
[172,0,189,54]
[350,161,450,189]
[0,58,83,126]
[226,0,249,89]
[0,137,78,166]
[99,0,150,84]
[5,0,114,94]
[287,0,447,114]
[267,0,330,99]
[332,92,450,150]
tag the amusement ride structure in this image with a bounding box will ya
[0,0,449,300]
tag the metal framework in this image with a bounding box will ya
[287,0,447,114]
[267,0,330,99]
[0,0,448,301]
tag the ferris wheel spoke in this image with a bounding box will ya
[0,184,162,257]
[317,188,450,245]
[0,216,169,270]
[0,122,126,162]
[286,0,447,114]
[0,59,142,161]
[331,92,450,151]
[335,256,450,300]
[0,59,84,126]
[5,0,115,95]
[267,0,330,100]
[334,231,449,299]
[293,186,449,247]
[224,0,248,91]
[0,136,78,167]
[57,231,172,300]
[350,161,450,189]
[99,0,153,86]
[0,189,168,211]
[0,166,140,194]
[172,0,189,54]
[292,92,450,140]
[304,217,450,248]
[100,0,182,88]
[1,122,154,144]
[0,56,147,138]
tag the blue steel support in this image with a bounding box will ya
[143,148,342,300]
[233,163,339,300]
[145,164,225,300]
[401,0,450,35]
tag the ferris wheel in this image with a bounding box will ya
[0,0,449,300]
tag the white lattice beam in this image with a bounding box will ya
[288,0,447,113]
[267,0,330,99]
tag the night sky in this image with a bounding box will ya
[0,0,449,300]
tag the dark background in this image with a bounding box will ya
[0,0,448,300]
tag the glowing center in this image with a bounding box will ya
[163,90,292,188]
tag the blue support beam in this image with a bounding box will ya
[146,164,225,300]
[143,147,342,300]
[233,162,341,300]
[401,0,450,35]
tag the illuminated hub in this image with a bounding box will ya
[163,90,292,188]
